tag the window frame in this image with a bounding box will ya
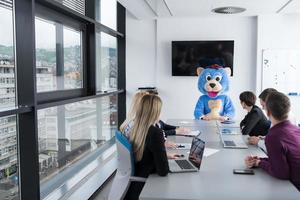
[35,4,88,103]
[0,0,127,199]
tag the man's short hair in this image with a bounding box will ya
[259,88,277,101]
[266,92,290,121]
[239,91,256,107]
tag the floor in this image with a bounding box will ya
[89,174,114,200]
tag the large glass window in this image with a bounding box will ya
[63,26,83,90]
[35,17,83,92]
[0,1,19,199]
[0,115,18,200]
[0,1,16,109]
[0,0,124,198]
[96,0,116,30]
[38,95,117,197]
[35,18,56,92]
[96,32,117,92]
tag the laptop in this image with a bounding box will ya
[169,137,205,173]
[220,128,241,135]
[220,134,248,149]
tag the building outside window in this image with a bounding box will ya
[0,0,125,199]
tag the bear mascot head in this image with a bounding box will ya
[194,64,235,121]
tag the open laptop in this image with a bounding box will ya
[220,134,248,149]
[169,137,205,173]
[219,128,241,135]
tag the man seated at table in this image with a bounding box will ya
[248,88,299,145]
[245,92,300,191]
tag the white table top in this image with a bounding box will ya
[139,119,300,200]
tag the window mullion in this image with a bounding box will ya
[56,23,64,90]
[14,0,40,199]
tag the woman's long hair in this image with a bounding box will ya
[129,94,162,161]
[120,91,148,133]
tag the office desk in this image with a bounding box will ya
[167,119,218,127]
[139,119,300,200]
[216,120,241,128]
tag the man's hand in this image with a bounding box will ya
[245,155,260,168]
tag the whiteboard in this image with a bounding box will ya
[262,49,300,94]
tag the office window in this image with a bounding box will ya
[0,115,19,200]
[63,26,83,90]
[35,18,57,92]
[35,17,83,92]
[0,0,16,109]
[38,95,118,198]
[96,0,116,30]
[96,32,117,92]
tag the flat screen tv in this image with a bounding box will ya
[172,41,234,76]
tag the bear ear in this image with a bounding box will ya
[197,67,204,76]
[224,67,231,76]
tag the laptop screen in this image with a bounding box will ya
[188,137,205,169]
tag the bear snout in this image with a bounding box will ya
[209,83,216,88]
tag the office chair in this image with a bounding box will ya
[108,131,146,200]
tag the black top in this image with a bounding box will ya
[240,105,271,136]
[157,120,178,136]
[125,125,169,200]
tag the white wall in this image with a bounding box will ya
[126,14,257,120]
[126,11,156,110]
[256,14,300,123]
[156,17,257,121]
[126,15,258,121]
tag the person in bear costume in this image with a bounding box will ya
[194,64,235,121]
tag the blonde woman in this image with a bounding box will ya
[124,94,169,199]
[121,92,190,143]
[120,91,147,137]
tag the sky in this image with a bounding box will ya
[0,7,13,46]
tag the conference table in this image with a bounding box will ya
[139,119,300,200]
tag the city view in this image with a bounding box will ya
[0,2,118,200]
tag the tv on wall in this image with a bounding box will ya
[172,40,234,76]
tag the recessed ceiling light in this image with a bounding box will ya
[212,7,246,14]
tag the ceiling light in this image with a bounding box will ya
[212,7,246,14]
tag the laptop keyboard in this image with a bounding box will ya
[224,140,236,146]
[175,160,194,169]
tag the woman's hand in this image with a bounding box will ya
[167,153,183,159]
[176,127,191,135]
[248,136,264,145]
[248,136,260,145]
[165,141,177,149]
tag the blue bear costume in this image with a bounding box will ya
[194,64,235,120]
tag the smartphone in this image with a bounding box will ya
[233,169,255,175]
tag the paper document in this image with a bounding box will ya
[203,148,219,157]
[175,143,191,150]
[179,121,191,124]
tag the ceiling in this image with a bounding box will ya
[117,0,300,19]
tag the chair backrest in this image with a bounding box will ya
[115,131,135,175]
[108,131,135,200]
